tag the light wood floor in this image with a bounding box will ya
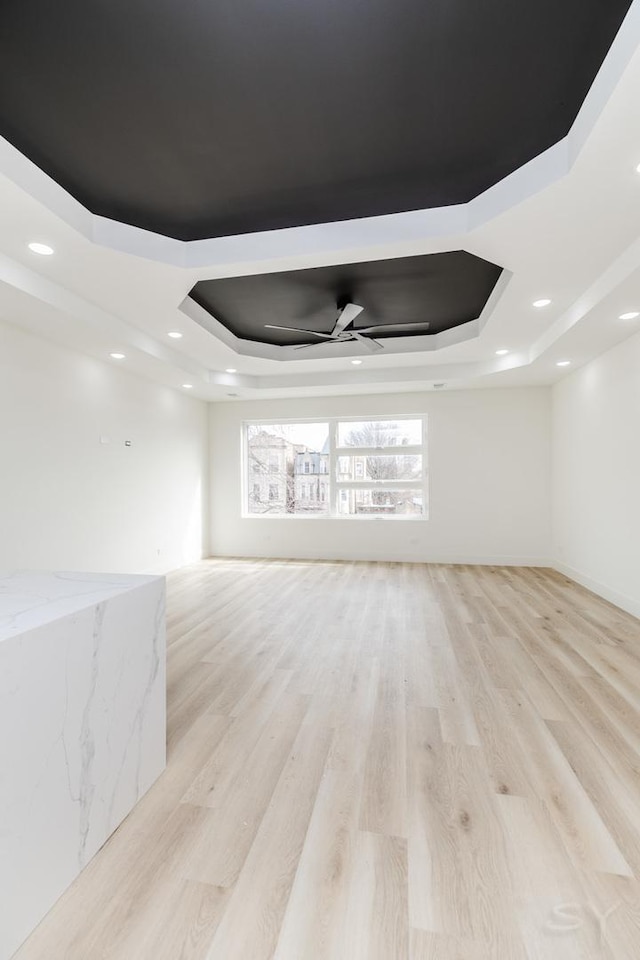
[15,559,640,959]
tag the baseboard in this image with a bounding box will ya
[552,561,640,620]
[141,551,208,576]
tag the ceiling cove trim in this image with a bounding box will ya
[0,251,210,381]
[530,232,640,362]
[209,355,527,392]
[0,0,639,274]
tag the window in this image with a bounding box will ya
[334,418,425,517]
[244,417,427,518]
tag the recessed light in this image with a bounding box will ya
[225,368,237,373]
[533,298,551,308]
[109,352,125,360]
[182,383,193,389]
[28,242,54,256]
[351,359,363,365]
[495,349,509,356]
[556,360,571,367]
[635,162,640,174]
[619,311,639,320]
[168,331,183,339]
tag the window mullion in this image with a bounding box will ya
[334,444,422,457]
[329,419,337,518]
[336,480,419,489]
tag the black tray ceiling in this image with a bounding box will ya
[189,251,503,346]
[0,1,632,241]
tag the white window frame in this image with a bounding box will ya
[242,415,428,520]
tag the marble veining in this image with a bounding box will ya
[77,602,104,866]
[0,572,166,960]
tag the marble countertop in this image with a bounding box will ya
[0,571,162,642]
[0,569,166,960]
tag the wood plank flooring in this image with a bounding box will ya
[14,559,640,959]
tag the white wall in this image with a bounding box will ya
[552,330,640,618]
[8,304,638,609]
[0,320,209,574]
[209,389,551,565]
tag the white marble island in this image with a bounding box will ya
[0,571,166,960]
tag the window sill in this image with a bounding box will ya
[241,513,429,521]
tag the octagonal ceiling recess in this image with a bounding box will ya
[188,251,503,358]
[0,0,632,241]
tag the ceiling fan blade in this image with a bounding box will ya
[332,302,364,336]
[264,324,334,339]
[350,331,384,352]
[356,321,431,333]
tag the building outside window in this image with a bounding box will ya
[244,417,427,517]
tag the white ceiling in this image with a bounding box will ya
[1,2,640,402]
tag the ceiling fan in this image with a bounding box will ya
[264,301,430,352]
